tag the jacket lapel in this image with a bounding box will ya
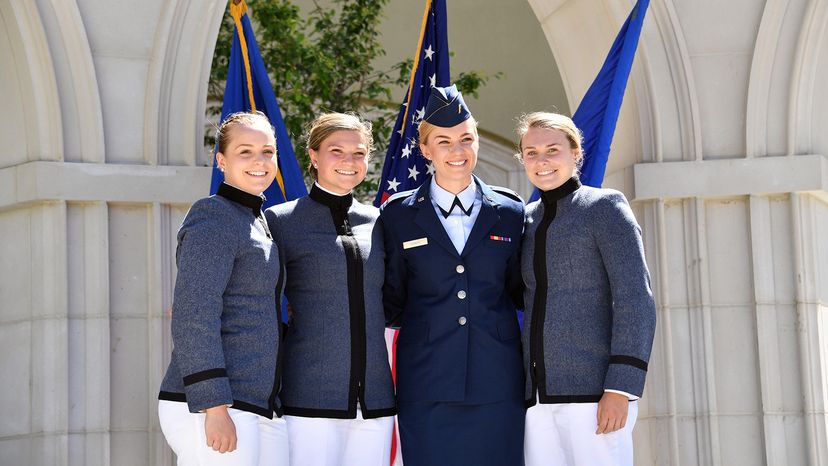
[412,178,460,257]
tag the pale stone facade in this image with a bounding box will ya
[1,0,827,465]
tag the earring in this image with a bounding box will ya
[220,167,225,173]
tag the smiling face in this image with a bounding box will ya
[519,126,580,191]
[419,119,479,194]
[215,120,278,196]
[310,129,368,194]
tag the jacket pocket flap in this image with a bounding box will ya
[401,321,430,344]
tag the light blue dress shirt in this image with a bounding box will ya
[430,179,481,254]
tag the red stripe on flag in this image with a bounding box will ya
[389,329,399,464]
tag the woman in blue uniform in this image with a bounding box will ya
[158,112,289,466]
[380,85,526,466]
[265,112,395,466]
[515,112,656,466]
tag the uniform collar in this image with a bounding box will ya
[430,178,477,214]
[217,182,265,215]
[309,182,353,212]
[541,177,581,205]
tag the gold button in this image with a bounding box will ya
[456,264,465,274]
[457,290,466,299]
[458,316,467,326]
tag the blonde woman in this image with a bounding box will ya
[515,112,656,466]
[265,113,395,466]
[381,86,526,466]
[158,112,289,466]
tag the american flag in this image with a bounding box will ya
[374,0,450,207]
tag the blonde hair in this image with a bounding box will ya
[216,111,275,155]
[305,112,374,180]
[417,116,479,146]
[515,112,584,167]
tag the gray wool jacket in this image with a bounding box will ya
[521,179,656,405]
[159,183,284,418]
[265,185,396,419]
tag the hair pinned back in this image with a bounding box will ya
[215,111,275,155]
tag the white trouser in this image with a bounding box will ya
[158,400,289,466]
[524,400,638,466]
[285,409,394,466]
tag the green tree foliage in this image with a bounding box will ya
[207,0,499,197]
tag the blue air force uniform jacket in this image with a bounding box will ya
[159,183,284,418]
[521,178,657,405]
[265,185,396,419]
[381,176,525,404]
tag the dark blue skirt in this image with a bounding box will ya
[398,398,525,466]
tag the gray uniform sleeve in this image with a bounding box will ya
[170,199,237,412]
[593,192,656,397]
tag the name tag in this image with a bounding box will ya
[403,237,428,249]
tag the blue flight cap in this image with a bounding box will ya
[423,85,472,127]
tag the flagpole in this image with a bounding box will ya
[400,0,433,128]
[229,0,257,112]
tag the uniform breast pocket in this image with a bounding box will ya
[400,237,435,267]
[483,236,516,257]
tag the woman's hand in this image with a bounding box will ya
[596,391,628,434]
[204,405,237,453]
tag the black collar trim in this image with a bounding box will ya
[217,182,265,215]
[309,183,353,212]
[541,177,581,205]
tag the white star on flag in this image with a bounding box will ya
[426,162,435,175]
[372,0,449,210]
[387,177,401,192]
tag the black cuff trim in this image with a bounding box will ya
[282,405,397,420]
[158,390,186,402]
[157,392,276,419]
[526,393,636,407]
[231,400,274,419]
[182,368,228,386]
[609,355,648,371]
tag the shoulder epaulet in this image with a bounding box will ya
[380,189,416,211]
[489,186,524,204]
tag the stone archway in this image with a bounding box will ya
[0,1,62,166]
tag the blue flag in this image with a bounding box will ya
[374,0,450,207]
[529,0,649,200]
[210,0,307,208]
